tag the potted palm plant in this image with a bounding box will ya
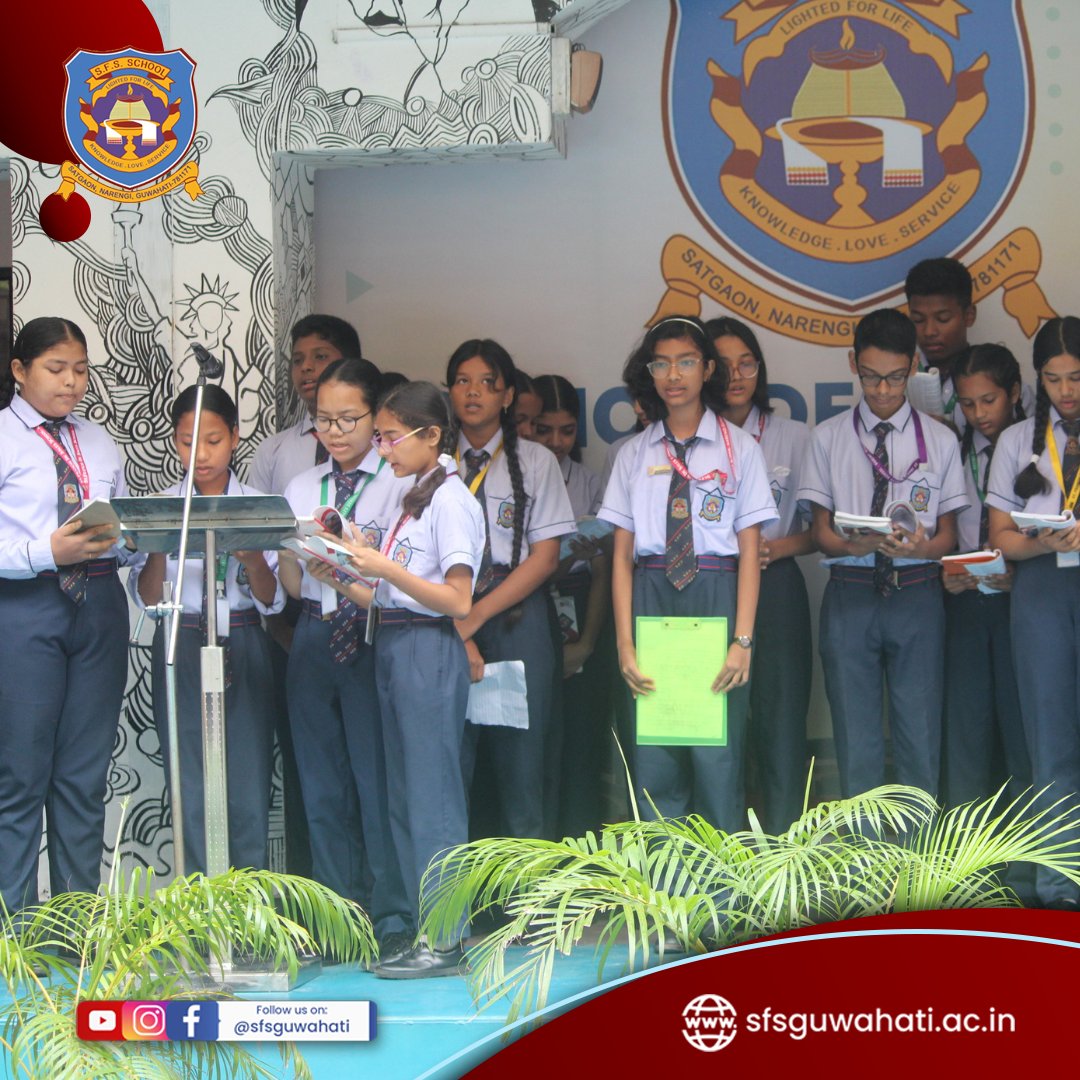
[0,861,374,1079]
[420,783,1080,1025]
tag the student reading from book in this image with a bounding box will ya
[986,316,1080,909]
[277,358,414,964]
[797,308,967,800]
[940,344,1030,813]
[598,315,776,831]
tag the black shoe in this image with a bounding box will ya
[374,942,467,980]
[377,931,415,965]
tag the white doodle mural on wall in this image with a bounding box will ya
[3,0,611,882]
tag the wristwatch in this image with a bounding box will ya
[733,635,753,650]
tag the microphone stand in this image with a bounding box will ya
[158,346,226,880]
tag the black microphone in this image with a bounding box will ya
[191,343,225,380]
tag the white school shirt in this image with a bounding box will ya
[740,405,811,543]
[375,473,486,616]
[282,449,412,604]
[0,393,134,576]
[249,414,324,495]
[456,431,575,565]
[797,399,969,567]
[600,430,641,491]
[127,472,285,625]
[956,430,994,552]
[561,456,603,519]
[599,411,778,557]
[986,407,1079,517]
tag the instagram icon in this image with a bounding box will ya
[122,1001,168,1041]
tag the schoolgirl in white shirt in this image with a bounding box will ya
[599,315,778,831]
[278,358,413,957]
[131,385,284,874]
[316,380,485,979]
[446,340,575,841]
[708,316,815,834]
[987,316,1080,908]
[0,316,133,912]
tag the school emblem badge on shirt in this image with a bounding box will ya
[357,521,383,547]
[497,500,515,529]
[698,489,724,522]
[391,539,416,567]
[910,482,931,513]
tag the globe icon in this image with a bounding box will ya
[682,993,738,1052]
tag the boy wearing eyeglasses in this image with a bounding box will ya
[797,308,968,799]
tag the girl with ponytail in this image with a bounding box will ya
[941,344,1030,823]
[322,379,486,978]
[986,316,1080,907]
[446,340,575,842]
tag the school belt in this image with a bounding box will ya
[300,597,368,624]
[375,607,451,626]
[636,555,737,573]
[828,563,940,589]
[180,607,262,631]
[475,564,511,597]
[36,557,118,580]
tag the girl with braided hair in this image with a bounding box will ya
[446,340,575,841]
[942,344,1030,815]
[326,379,486,977]
[987,316,1080,908]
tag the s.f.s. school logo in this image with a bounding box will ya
[497,500,515,529]
[391,539,417,568]
[57,48,202,205]
[662,1,1035,312]
[910,481,931,512]
[699,488,725,522]
[357,521,383,548]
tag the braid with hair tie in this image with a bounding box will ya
[1014,382,1052,499]
[500,404,527,569]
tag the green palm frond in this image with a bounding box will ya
[420,783,1080,1026]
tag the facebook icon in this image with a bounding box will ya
[166,1001,219,1041]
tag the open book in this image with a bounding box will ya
[66,497,123,541]
[833,511,893,537]
[1010,510,1075,534]
[941,549,1006,595]
[281,535,367,582]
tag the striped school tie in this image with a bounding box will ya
[464,449,495,593]
[664,436,697,591]
[42,420,87,605]
[1062,420,1080,506]
[978,443,994,548]
[870,421,893,596]
[329,469,361,664]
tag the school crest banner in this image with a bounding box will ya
[655,0,1054,338]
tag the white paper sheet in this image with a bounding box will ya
[466,660,529,729]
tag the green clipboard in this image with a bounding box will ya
[635,616,727,746]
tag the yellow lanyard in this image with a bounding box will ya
[1045,419,1080,511]
[456,441,503,496]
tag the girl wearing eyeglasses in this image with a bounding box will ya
[707,317,816,834]
[446,340,575,843]
[598,315,777,832]
[278,358,414,962]
[132,384,285,875]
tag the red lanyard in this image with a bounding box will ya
[853,408,927,486]
[35,421,90,496]
[381,512,413,558]
[749,411,766,444]
[663,417,737,495]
